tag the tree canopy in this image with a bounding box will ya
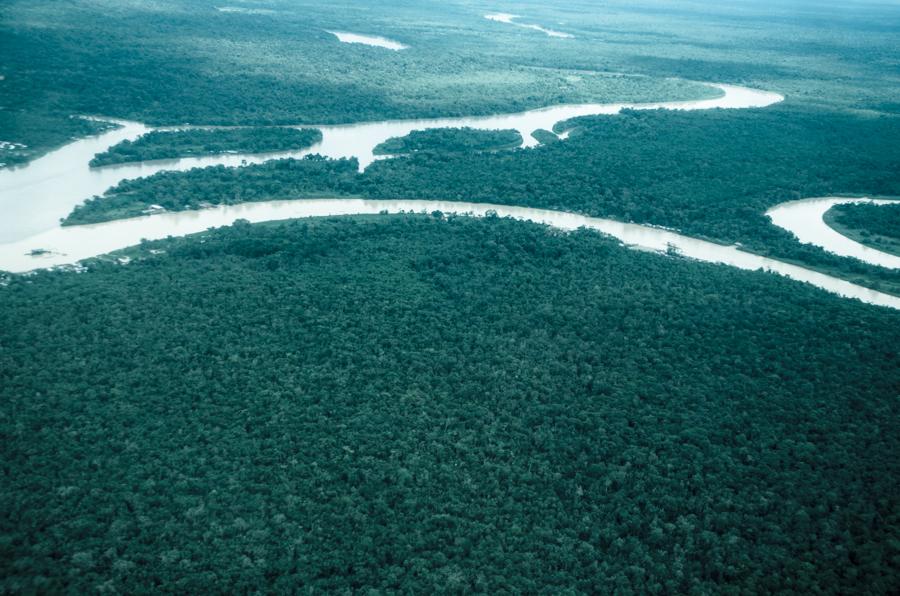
[373,128,522,155]
[89,128,322,167]
[825,202,900,257]
[2,216,899,593]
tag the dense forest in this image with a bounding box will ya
[63,105,900,294]
[0,113,114,169]
[825,202,900,257]
[64,156,361,225]
[4,0,900,592]
[89,128,322,167]
[373,128,522,155]
[0,0,722,165]
[532,129,563,145]
[2,216,899,593]
[362,105,900,293]
[5,0,899,164]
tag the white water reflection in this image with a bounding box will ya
[1,198,898,309]
[4,82,894,309]
[0,83,782,244]
[767,197,900,269]
[216,6,277,15]
[302,84,785,171]
[328,31,408,50]
[309,83,782,170]
[485,13,574,38]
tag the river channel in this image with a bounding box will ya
[4,83,899,309]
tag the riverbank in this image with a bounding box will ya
[822,200,900,258]
[3,198,899,309]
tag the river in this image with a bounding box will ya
[3,83,899,309]
[767,196,900,269]
[1,198,898,309]
[0,83,780,243]
[328,31,408,50]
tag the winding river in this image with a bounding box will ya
[0,83,778,243]
[3,197,898,309]
[767,196,900,269]
[485,13,575,38]
[2,82,899,310]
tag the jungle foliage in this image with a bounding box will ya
[2,216,899,593]
[373,128,522,155]
[361,106,900,293]
[0,0,718,165]
[0,113,114,168]
[89,128,322,167]
[531,129,562,145]
[6,0,899,163]
[4,0,900,592]
[64,156,360,225]
[63,106,900,294]
[825,202,900,257]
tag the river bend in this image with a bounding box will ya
[3,83,899,309]
[0,83,781,243]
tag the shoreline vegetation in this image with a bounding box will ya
[372,128,523,155]
[3,215,899,593]
[2,76,719,171]
[3,0,900,592]
[4,0,898,166]
[57,192,900,300]
[0,78,718,173]
[59,104,900,295]
[88,128,322,168]
[0,115,117,169]
[0,0,722,170]
[824,202,900,258]
[64,157,361,226]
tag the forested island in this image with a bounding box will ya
[825,202,900,257]
[532,129,562,145]
[0,114,115,169]
[373,128,522,155]
[4,0,900,593]
[4,0,897,166]
[3,215,899,593]
[64,156,361,225]
[0,1,722,166]
[89,128,322,167]
[62,107,900,295]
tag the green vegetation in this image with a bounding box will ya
[4,1,900,591]
[2,216,899,593]
[363,105,900,293]
[531,129,562,145]
[4,0,898,163]
[373,128,522,155]
[65,156,359,225]
[89,128,322,167]
[0,113,115,168]
[825,201,900,257]
[63,105,900,294]
[0,0,721,164]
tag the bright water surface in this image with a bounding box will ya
[485,14,575,38]
[328,31,408,50]
[1,198,898,309]
[767,197,900,269]
[0,83,779,242]
[4,83,899,309]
